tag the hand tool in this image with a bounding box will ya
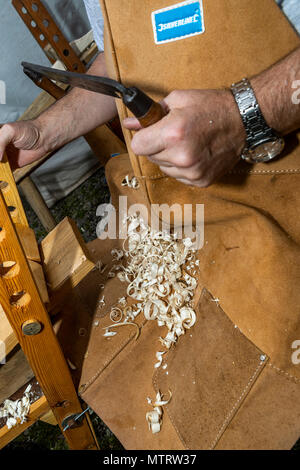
[22,62,166,128]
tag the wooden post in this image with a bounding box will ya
[19,177,56,232]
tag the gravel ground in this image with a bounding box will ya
[4,167,300,450]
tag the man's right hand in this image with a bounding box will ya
[0,120,46,170]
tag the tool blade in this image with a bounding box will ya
[22,62,127,99]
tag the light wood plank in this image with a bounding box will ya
[70,30,95,56]
[39,408,57,426]
[0,396,50,449]
[28,260,50,304]
[15,224,41,262]
[40,217,95,292]
[0,305,17,363]
[0,349,34,404]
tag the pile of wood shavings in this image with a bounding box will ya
[104,214,199,433]
[0,385,32,429]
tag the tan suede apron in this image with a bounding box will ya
[78,0,300,449]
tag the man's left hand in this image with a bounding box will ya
[123,89,246,187]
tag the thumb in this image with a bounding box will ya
[0,122,40,162]
[0,124,15,161]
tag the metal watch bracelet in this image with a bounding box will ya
[230,78,276,147]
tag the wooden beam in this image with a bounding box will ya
[19,177,56,232]
[0,155,28,226]
[0,194,98,449]
[15,0,85,73]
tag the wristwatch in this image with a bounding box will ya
[230,78,285,164]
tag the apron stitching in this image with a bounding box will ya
[80,318,147,394]
[267,362,300,384]
[229,169,300,175]
[134,168,300,181]
[209,358,268,450]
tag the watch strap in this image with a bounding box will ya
[230,78,276,147]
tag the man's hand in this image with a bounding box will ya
[0,120,46,169]
[123,89,246,187]
[0,53,117,170]
[124,46,300,188]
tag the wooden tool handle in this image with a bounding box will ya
[138,101,166,128]
[36,77,66,100]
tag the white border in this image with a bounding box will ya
[151,0,205,45]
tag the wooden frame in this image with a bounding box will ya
[0,155,99,450]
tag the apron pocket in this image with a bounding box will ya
[153,288,268,450]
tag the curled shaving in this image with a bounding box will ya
[0,385,32,429]
[121,175,140,189]
[146,390,172,434]
[103,322,140,340]
[117,215,198,351]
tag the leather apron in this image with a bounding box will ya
[78,0,300,449]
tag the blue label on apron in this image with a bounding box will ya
[152,0,205,45]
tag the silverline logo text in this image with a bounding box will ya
[158,13,200,31]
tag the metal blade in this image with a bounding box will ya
[21,62,129,99]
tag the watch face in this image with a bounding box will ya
[242,137,285,164]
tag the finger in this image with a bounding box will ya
[158,161,203,182]
[0,125,15,161]
[130,117,169,156]
[145,145,195,168]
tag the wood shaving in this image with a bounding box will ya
[98,295,105,308]
[118,297,127,307]
[121,175,140,189]
[93,260,107,274]
[154,351,166,369]
[103,322,140,340]
[146,390,172,434]
[0,385,32,429]
[111,249,124,261]
[103,330,117,338]
[110,307,123,323]
[67,358,77,370]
